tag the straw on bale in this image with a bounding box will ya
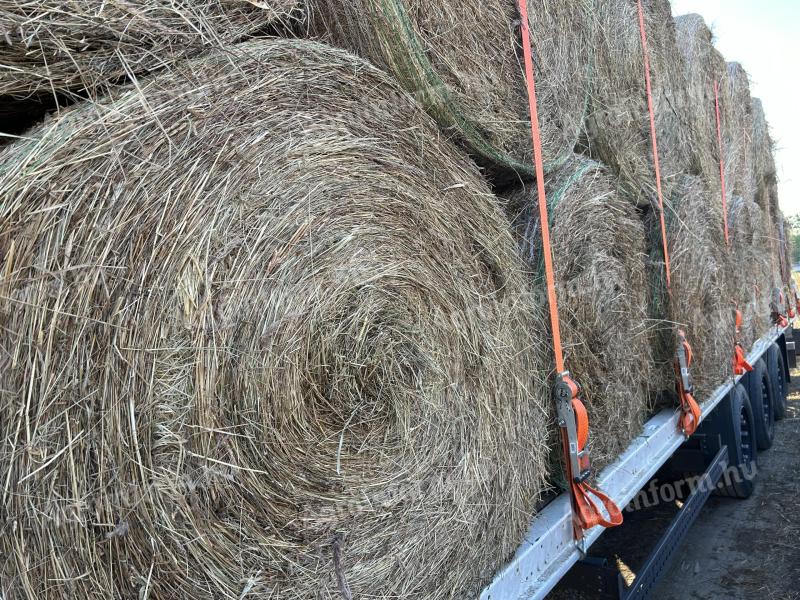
[752,98,778,199]
[729,196,773,349]
[584,0,692,206]
[508,155,653,470]
[752,97,782,241]
[673,14,731,202]
[645,174,735,400]
[306,0,596,178]
[772,214,791,291]
[781,217,792,287]
[0,1,302,98]
[0,39,551,599]
[726,62,757,206]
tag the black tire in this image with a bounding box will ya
[766,343,787,420]
[744,359,776,450]
[716,384,758,499]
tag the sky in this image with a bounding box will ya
[669,0,800,217]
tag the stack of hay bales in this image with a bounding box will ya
[509,155,654,469]
[674,13,779,371]
[0,1,789,596]
[0,40,550,600]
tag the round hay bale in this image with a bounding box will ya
[508,155,653,470]
[751,98,777,193]
[729,196,773,349]
[726,62,757,205]
[751,97,781,225]
[645,174,735,400]
[781,217,792,287]
[674,13,731,190]
[0,1,302,98]
[0,39,549,599]
[306,0,596,178]
[584,0,692,206]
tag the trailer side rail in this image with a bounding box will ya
[480,326,786,600]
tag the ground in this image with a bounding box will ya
[547,365,800,600]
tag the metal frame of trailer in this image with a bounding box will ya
[480,325,793,600]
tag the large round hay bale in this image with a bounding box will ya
[674,13,731,192]
[752,98,777,194]
[751,97,781,226]
[508,155,653,470]
[645,175,735,400]
[726,62,757,205]
[0,1,301,98]
[729,196,773,349]
[585,0,692,205]
[306,0,596,178]
[0,39,549,599]
[782,218,793,287]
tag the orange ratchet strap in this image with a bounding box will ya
[714,80,730,245]
[517,0,622,538]
[733,309,753,376]
[637,0,698,436]
[675,330,701,436]
[771,288,789,328]
[637,0,671,290]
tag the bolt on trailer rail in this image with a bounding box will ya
[481,324,793,600]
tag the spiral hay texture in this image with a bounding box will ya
[646,175,734,400]
[509,156,653,469]
[306,0,595,178]
[0,39,551,599]
[585,0,691,205]
[0,1,301,98]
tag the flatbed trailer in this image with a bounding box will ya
[481,325,794,600]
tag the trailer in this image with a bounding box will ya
[481,324,794,600]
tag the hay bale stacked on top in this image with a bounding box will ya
[726,62,757,206]
[0,1,302,97]
[0,39,550,600]
[752,98,786,290]
[646,175,735,400]
[674,14,732,207]
[752,98,779,214]
[508,155,653,470]
[307,0,596,178]
[585,0,692,206]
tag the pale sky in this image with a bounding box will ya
[669,0,800,217]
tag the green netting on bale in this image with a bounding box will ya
[308,0,597,179]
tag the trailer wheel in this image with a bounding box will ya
[766,343,787,420]
[716,383,757,499]
[744,358,775,451]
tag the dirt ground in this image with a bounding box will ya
[547,365,800,600]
